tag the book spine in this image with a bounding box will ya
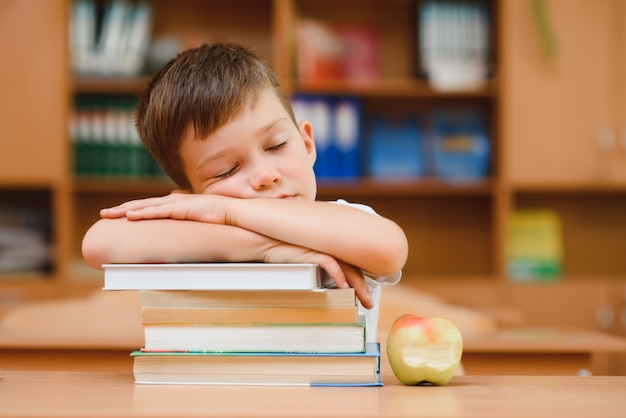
[69,0,153,76]
[429,108,491,181]
[291,94,363,180]
[366,114,423,178]
[138,289,357,309]
[69,0,97,75]
[70,95,163,178]
[142,322,366,353]
[140,306,359,325]
[334,97,361,179]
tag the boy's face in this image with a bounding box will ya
[180,89,318,200]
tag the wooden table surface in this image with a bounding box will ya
[1,369,625,418]
[2,326,626,376]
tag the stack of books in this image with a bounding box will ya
[103,263,383,386]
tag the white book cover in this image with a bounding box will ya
[69,0,97,74]
[103,263,335,291]
[97,0,130,74]
[118,1,153,75]
[142,319,366,353]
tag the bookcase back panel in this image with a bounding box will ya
[149,0,273,62]
[0,0,67,184]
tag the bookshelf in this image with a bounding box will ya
[1,0,625,333]
[498,0,626,335]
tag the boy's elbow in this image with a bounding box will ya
[81,220,112,270]
[81,241,105,270]
[382,232,409,275]
[367,223,408,276]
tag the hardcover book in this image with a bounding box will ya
[140,305,359,325]
[132,342,382,386]
[507,210,563,281]
[142,318,366,353]
[138,288,356,309]
[103,263,334,290]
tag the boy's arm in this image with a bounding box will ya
[227,198,408,277]
[81,216,374,307]
[82,217,270,266]
[100,194,408,278]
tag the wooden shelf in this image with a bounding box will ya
[317,177,496,196]
[72,76,499,99]
[294,78,499,99]
[73,76,151,95]
[512,181,626,194]
[73,177,175,194]
[73,176,496,197]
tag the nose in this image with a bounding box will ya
[249,160,281,190]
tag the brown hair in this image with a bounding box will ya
[135,43,296,190]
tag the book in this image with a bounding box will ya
[97,0,130,74]
[69,0,153,77]
[117,0,152,76]
[367,114,423,178]
[0,207,51,273]
[142,318,366,353]
[507,209,563,281]
[69,0,97,75]
[291,94,363,179]
[429,109,491,181]
[103,263,335,291]
[335,25,381,81]
[296,19,344,81]
[308,96,338,179]
[418,0,490,91]
[140,305,359,325]
[138,288,356,309]
[334,97,362,179]
[132,342,382,386]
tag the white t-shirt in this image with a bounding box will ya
[330,199,402,342]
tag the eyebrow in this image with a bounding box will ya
[193,117,290,173]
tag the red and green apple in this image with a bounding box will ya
[386,314,463,385]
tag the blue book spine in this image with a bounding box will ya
[367,115,423,178]
[430,109,491,181]
[291,94,328,179]
[334,97,362,179]
[308,97,335,179]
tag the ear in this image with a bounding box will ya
[298,120,317,165]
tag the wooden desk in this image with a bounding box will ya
[0,331,140,372]
[462,327,626,376]
[0,370,625,418]
[2,327,626,375]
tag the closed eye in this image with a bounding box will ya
[267,141,287,152]
[214,164,239,179]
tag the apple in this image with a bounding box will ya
[386,314,463,385]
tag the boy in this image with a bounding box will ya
[82,43,408,341]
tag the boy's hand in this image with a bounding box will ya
[100,192,230,225]
[262,243,372,309]
[99,193,374,308]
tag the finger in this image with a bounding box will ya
[125,205,176,221]
[352,279,372,309]
[103,194,180,217]
[343,264,372,309]
[100,203,140,218]
[317,259,349,290]
[100,207,125,218]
